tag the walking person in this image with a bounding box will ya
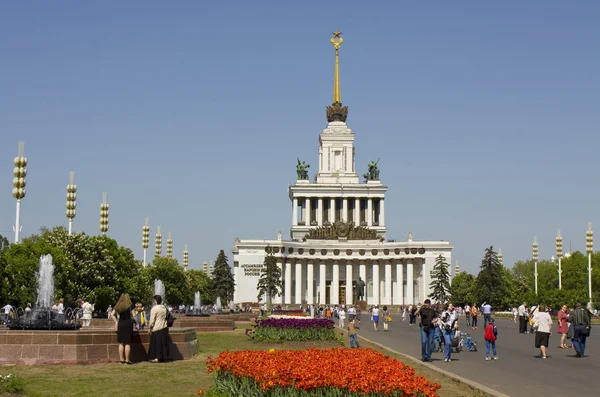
[382,306,390,332]
[518,302,528,333]
[339,307,346,329]
[557,304,570,349]
[148,295,170,363]
[533,305,553,359]
[470,304,478,330]
[440,304,457,363]
[371,305,380,331]
[465,304,471,327]
[568,302,592,358]
[415,299,437,362]
[481,301,492,329]
[484,318,498,361]
[111,293,134,365]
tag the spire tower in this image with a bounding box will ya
[326,30,348,123]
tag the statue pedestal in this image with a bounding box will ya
[357,300,367,312]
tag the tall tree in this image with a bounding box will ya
[449,272,476,307]
[475,246,507,308]
[429,255,451,304]
[186,269,214,304]
[148,256,189,306]
[212,250,235,303]
[256,249,282,309]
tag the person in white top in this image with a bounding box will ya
[2,304,12,325]
[533,305,553,359]
[81,300,94,327]
[338,308,346,328]
[441,304,458,362]
[371,306,380,331]
[518,302,527,333]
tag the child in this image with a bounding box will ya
[484,318,498,361]
[348,319,360,348]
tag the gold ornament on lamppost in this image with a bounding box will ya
[155,226,162,258]
[203,258,208,274]
[532,236,539,295]
[12,141,27,243]
[209,261,214,277]
[556,229,563,290]
[166,232,173,258]
[183,245,189,271]
[455,260,460,275]
[99,192,109,235]
[586,222,593,308]
[142,217,150,267]
[498,249,503,267]
[66,171,77,236]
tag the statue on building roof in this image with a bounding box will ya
[362,159,380,182]
[296,158,310,180]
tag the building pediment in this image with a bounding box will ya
[303,221,383,242]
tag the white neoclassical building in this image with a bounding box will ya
[232,32,452,306]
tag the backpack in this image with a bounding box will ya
[164,305,175,328]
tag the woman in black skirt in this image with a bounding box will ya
[148,295,170,362]
[533,305,553,359]
[111,293,134,365]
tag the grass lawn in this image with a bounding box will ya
[0,326,488,397]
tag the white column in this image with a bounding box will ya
[422,258,431,304]
[380,198,385,226]
[330,198,336,223]
[317,198,323,226]
[406,259,414,305]
[307,262,314,304]
[306,198,311,226]
[292,197,298,226]
[319,262,327,304]
[346,262,353,304]
[273,259,283,304]
[359,262,366,291]
[295,260,302,304]
[332,262,339,305]
[385,262,392,305]
[284,260,292,304]
[372,261,380,305]
[342,198,348,222]
[395,262,403,305]
[367,198,373,226]
[233,266,239,303]
[354,198,360,224]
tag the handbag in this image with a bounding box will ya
[387,315,392,322]
[582,324,591,337]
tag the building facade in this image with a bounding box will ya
[232,32,452,306]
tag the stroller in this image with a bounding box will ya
[434,327,463,353]
[461,332,478,352]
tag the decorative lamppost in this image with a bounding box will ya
[155,226,162,258]
[142,217,150,267]
[12,141,27,243]
[455,260,460,275]
[183,245,189,271]
[532,236,539,295]
[586,222,593,307]
[99,192,109,235]
[166,232,173,258]
[209,260,214,276]
[203,258,208,274]
[498,249,503,267]
[556,229,563,289]
[66,171,77,235]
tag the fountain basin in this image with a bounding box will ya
[0,327,198,365]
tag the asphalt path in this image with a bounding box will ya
[348,315,598,397]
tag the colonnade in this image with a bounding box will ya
[273,258,424,306]
[292,197,385,227]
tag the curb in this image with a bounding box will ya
[357,333,511,397]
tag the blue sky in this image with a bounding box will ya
[1,1,599,274]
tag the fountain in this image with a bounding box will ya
[194,291,201,310]
[215,297,222,313]
[184,291,210,317]
[154,279,165,300]
[8,254,81,330]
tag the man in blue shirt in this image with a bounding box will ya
[481,302,492,328]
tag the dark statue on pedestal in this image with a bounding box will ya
[355,277,366,301]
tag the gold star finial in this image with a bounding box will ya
[333,30,342,38]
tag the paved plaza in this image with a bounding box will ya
[355,316,597,396]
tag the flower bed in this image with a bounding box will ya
[270,314,310,319]
[207,348,440,397]
[252,318,336,341]
[272,309,306,315]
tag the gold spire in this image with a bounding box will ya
[331,30,343,103]
[326,30,348,123]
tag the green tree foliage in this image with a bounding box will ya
[212,250,235,303]
[256,250,282,309]
[449,272,476,307]
[429,255,451,304]
[475,246,507,308]
[186,269,214,304]
[147,256,190,306]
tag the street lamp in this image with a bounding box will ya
[586,222,593,308]
[183,245,189,271]
[533,236,539,295]
[166,232,173,258]
[142,217,150,267]
[99,192,109,235]
[556,229,563,289]
[155,226,162,259]
[66,172,77,235]
[12,141,27,243]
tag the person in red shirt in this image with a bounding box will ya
[484,318,498,361]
